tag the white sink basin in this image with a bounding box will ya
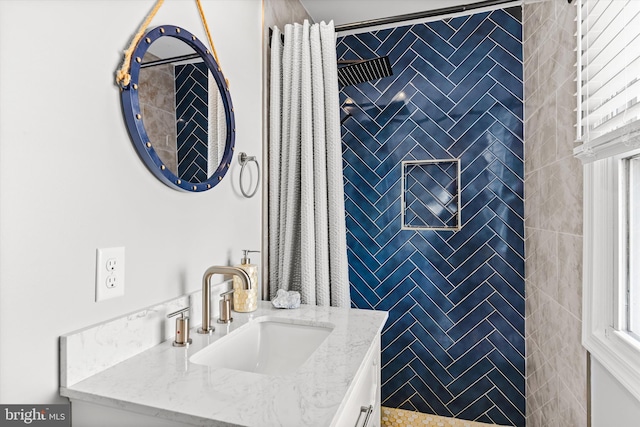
[190,317,334,375]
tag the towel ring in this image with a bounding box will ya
[238,152,260,198]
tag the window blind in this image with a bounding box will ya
[579,0,640,141]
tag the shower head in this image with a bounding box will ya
[337,56,393,87]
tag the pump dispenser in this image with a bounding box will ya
[232,249,259,312]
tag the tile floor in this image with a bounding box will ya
[381,407,508,427]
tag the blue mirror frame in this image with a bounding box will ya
[121,25,235,192]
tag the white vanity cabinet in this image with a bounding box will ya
[60,302,388,427]
[67,400,195,427]
[332,333,381,427]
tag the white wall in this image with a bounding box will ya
[591,358,640,426]
[0,0,262,403]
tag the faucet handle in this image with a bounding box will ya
[217,290,234,324]
[167,307,192,347]
[167,307,190,318]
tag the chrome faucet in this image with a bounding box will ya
[197,266,251,334]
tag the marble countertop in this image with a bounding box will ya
[60,302,387,427]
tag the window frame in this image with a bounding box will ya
[576,120,640,402]
[627,154,640,337]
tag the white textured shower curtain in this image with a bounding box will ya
[269,20,350,307]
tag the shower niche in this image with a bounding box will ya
[401,159,461,231]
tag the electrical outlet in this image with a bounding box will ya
[95,247,125,302]
[105,275,117,288]
[106,258,117,272]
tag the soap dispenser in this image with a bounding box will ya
[233,249,259,312]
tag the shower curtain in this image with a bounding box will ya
[207,78,225,176]
[268,20,350,307]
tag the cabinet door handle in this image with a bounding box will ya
[354,405,373,427]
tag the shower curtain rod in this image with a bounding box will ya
[334,0,518,33]
[268,0,518,47]
[140,53,201,68]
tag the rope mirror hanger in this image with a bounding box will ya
[116,0,225,90]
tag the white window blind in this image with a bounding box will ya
[579,0,640,141]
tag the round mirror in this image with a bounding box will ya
[121,25,235,192]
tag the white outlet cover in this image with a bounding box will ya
[95,247,125,302]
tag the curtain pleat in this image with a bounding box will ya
[268,26,282,298]
[268,20,350,307]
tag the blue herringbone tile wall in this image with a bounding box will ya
[338,7,524,427]
[175,62,209,183]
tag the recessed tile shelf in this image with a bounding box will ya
[401,159,461,231]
